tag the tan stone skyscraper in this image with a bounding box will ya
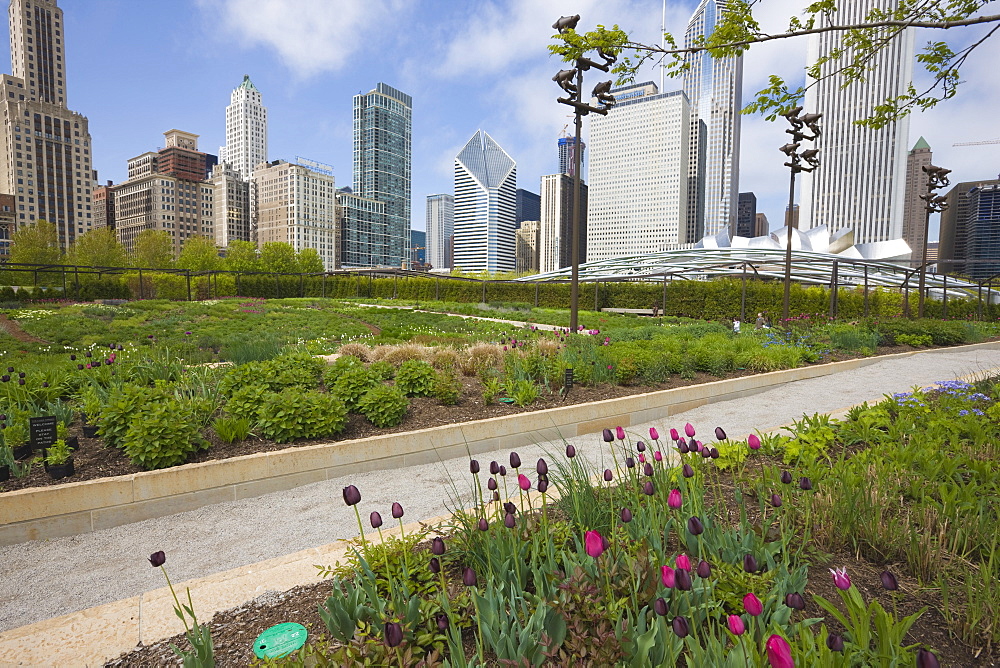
[901,137,932,264]
[0,0,95,249]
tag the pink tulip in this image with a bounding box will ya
[584,530,604,558]
[675,554,691,571]
[638,453,645,464]
[661,565,675,588]
[743,593,764,616]
[518,474,531,491]
[667,489,682,509]
[748,434,761,450]
[766,634,794,668]
[654,451,663,462]
[649,427,659,441]
[684,423,695,438]
[727,614,745,636]
[829,567,851,590]
[615,426,626,441]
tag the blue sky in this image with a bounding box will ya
[8,0,999,241]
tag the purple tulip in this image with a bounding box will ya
[643,481,655,496]
[770,494,782,507]
[784,592,805,610]
[504,513,516,528]
[491,490,500,502]
[566,444,576,458]
[470,459,480,474]
[700,447,712,459]
[602,428,614,443]
[499,465,507,476]
[678,440,689,454]
[826,633,844,652]
[5,366,12,372]
[604,469,613,482]
[429,557,441,574]
[799,477,813,490]
[342,485,361,506]
[76,365,83,370]
[829,567,851,590]
[509,452,521,469]
[17,379,24,385]
[715,427,726,440]
[148,551,166,568]
[916,649,939,668]
[391,502,404,519]
[643,462,654,476]
[431,537,445,555]
[537,479,549,494]
[478,518,489,531]
[636,441,646,452]
[536,458,548,475]
[780,470,793,484]
[436,613,449,631]
[625,457,636,469]
[69,354,77,361]
[41,381,49,388]
[696,560,712,578]
[84,352,91,358]
[503,502,517,515]
[687,517,704,535]
[880,571,898,591]
[743,554,758,573]
[620,507,632,523]
[0,375,8,383]
[463,567,478,587]
[489,461,500,475]
[671,616,689,638]
[682,464,694,478]
[654,597,668,616]
[710,447,719,459]
[649,427,660,441]
[675,568,692,591]
[370,511,383,528]
[487,478,497,491]
[384,621,403,648]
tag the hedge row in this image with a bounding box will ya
[2,270,998,321]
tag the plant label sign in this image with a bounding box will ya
[29,416,58,450]
[253,622,307,659]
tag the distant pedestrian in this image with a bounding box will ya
[733,319,741,333]
[755,312,766,329]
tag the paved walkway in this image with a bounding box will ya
[1,345,999,639]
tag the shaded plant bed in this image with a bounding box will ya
[0,344,922,495]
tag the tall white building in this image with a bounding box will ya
[799,0,915,243]
[682,0,743,241]
[425,193,454,270]
[453,131,516,273]
[587,83,690,262]
[253,159,339,270]
[0,0,95,249]
[539,173,587,273]
[221,75,267,180]
[210,162,251,248]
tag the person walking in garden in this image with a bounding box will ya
[755,312,766,330]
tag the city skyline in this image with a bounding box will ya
[0,0,996,246]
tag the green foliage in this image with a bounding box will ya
[97,384,160,448]
[68,227,128,268]
[895,333,933,347]
[224,240,260,273]
[132,229,174,268]
[121,398,209,470]
[176,235,222,272]
[10,220,61,269]
[224,384,271,422]
[508,379,540,407]
[254,388,347,443]
[330,366,377,409]
[395,360,437,397]
[259,242,299,273]
[219,332,284,364]
[296,247,325,273]
[432,369,463,405]
[211,416,252,443]
[43,439,72,466]
[357,385,408,428]
[367,360,395,381]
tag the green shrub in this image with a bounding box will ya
[212,416,253,443]
[255,388,348,443]
[322,355,363,387]
[122,398,209,470]
[357,385,408,427]
[896,333,933,347]
[509,379,540,407]
[395,360,437,397]
[368,360,395,381]
[98,385,164,448]
[225,384,272,422]
[432,369,463,405]
[331,366,377,408]
[220,332,284,364]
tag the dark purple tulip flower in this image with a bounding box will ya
[478,518,488,531]
[710,448,720,459]
[566,444,576,458]
[503,502,517,515]
[491,490,500,502]
[677,438,688,453]
[70,355,76,361]
[696,560,712,578]
[827,634,844,652]
[6,366,12,372]
[604,469,613,482]
[880,571,899,591]
[148,551,166,568]
[504,513,516,528]
[537,479,549,494]
[384,621,403,648]
[644,462,654,477]
[77,365,84,370]
[636,441,646,452]
[429,557,441,574]
[536,458,548,475]
[499,465,507,476]
[370,511,383,528]
[488,478,497,491]
[682,464,695,478]
[342,485,361,506]
[463,567,478,587]
[624,457,634,469]
[392,502,404,519]
[743,554,758,573]
[700,448,712,459]
[431,537,446,555]
[687,517,704,535]
[510,452,521,469]
[490,461,500,475]
[602,428,614,443]
[916,649,939,668]
[675,569,692,591]
[620,507,633,523]
[799,477,813,491]
[643,481,655,496]
[84,352,92,358]
[781,471,793,484]
[41,382,49,388]
[672,616,690,638]
[715,427,727,441]
[17,379,24,385]
[785,592,805,610]
[654,597,668,616]
[771,494,783,507]
[92,362,101,368]
[436,614,449,632]
[470,459,480,474]
[0,375,8,382]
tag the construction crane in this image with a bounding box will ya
[953,138,1000,146]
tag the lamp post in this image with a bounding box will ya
[779,107,822,322]
[916,164,950,318]
[552,14,616,333]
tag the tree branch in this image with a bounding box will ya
[625,13,1000,57]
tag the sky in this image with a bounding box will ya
[8,0,1000,242]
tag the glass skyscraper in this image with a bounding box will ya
[353,83,412,267]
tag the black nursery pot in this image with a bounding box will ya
[45,458,74,480]
[0,465,9,483]
[13,443,32,460]
[65,436,79,452]
[81,425,99,438]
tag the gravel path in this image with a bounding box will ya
[1,345,999,632]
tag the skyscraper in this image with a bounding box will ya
[516,220,540,273]
[736,192,756,237]
[799,0,915,243]
[539,173,587,273]
[0,0,95,249]
[938,177,1000,276]
[425,193,454,270]
[353,83,411,268]
[587,82,689,261]
[682,0,743,240]
[901,137,932,262]
[558,136,585,177]
[210,162,251,247]
[221,75,267,180]
[515,188,540,225]
[453,130,516,273]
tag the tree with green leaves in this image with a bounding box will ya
[176,235,222,272]
[132,230,174,269]
[9,220,62,266]
[259,242,299,273]
[551,1,999,127]
[224,240,260,273]
[67,227,127,268]
[296,247,326,273]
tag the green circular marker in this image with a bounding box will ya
[253,622,307,659]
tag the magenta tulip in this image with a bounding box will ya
[668,489,682,509]
[661,565,676,588]
[676,554,691,571]
[649,427,660,441]
[748,434,761,450]
[765,634,794,668]
[727,614,745,636]
[669,428,679,441]
[743,593,763,616]
[615,426,626,440]
[584,530,604,558]
[654,451,663,462]
[830,567,851,590]
[684,423,695,438]
[518,474,531,491]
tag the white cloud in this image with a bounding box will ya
[197,0,406,78]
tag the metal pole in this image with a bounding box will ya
[569,67,584,333]
[829,260,839,318]
[782,164,796,322]
[662,275,667,315]
[186,270,192,301]
[978,283,983,320]
[236,273,241,297]
[740,263,747,323]
[61,267,66,295]
[299,274,304,298]
[322,273,327,298]
[534,282,539,307]
[138,269,144,300]
[864,265,869,317]
[594,281,599,311]
[942,274,948,318]
[435,277,440,301]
